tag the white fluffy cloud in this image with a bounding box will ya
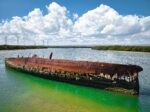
[0,2,150,45]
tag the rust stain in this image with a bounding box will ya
[5,55,143,95]
[5,56,143,78]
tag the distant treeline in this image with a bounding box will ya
[0,45,91,50]
[0,45,48,50]
[1,45,150,52]
[92,45,150,52]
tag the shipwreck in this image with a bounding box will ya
[5,54,143,95]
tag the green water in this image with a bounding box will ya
[0,48,150,112]
[0,68,139,112]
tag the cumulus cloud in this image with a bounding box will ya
[0,2,150,45]
[73,13,79,20]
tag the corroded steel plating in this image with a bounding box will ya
[5,54,143,95]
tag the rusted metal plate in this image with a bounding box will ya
[5,57,143,76]
[5,56,143,95]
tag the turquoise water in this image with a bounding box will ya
[0,48,150,112]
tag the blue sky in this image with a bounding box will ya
[0,0,150,21]
[0,0,150,45]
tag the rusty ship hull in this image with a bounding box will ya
[5,56,143,95]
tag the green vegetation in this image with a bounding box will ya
[92,45,150,53]
[1,45,150,53]
[0,45,48,50]
[0,45,91,50]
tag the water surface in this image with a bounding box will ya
[0,48,150,112]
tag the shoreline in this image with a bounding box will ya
[92,45,150,53]
[0,45,92,51]
[0,45,49,50]
[0,45,150,53]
